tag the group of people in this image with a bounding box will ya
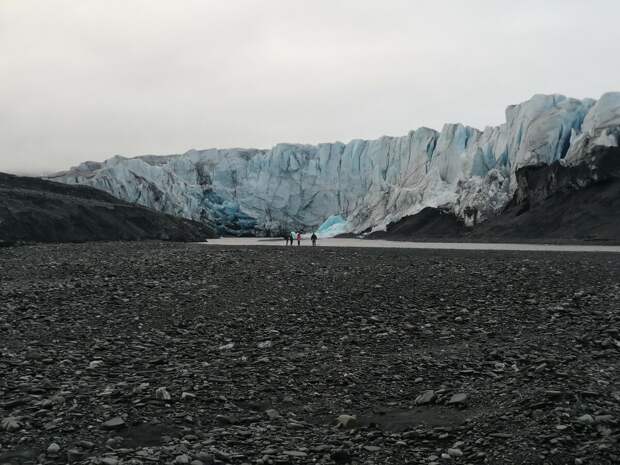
[284,231,318,246]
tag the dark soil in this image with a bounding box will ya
[1,242,619,465]
[367,207,467,240]
[0,173,216,243]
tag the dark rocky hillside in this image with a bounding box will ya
[367,207,467,240]
[471,146,620,242]
[370,146,620,243]
[0,173,216,243]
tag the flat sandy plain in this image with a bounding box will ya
[1,242,619,465]
[206,237,620,253]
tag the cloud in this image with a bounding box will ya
[1,0,619,173]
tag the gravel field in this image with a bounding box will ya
[1,242,619,465]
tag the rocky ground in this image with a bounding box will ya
[368,146,620,245]
[1,242,619,465]
[0,173,215,243]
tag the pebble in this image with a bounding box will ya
[577,414,594,424]
[415,390,436,405]
[102,416,126,429]
[447,393,468,405]
[336,414,358,428]
[1,416,21,432]
[155,386,172,400]
[181,391,196,401]
[47,442,61,455]
[195,452,215,463]
[174,454,191,464]
[363,445,381,452]
[265,409,281,419]
[88,360,104,369]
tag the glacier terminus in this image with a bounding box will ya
[50,92,620,236]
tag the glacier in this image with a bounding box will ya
[50,92,620,236]
[316,215,350,238]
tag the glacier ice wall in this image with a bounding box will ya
[50,92,620,235]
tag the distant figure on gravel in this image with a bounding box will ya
[290,231,295,246]
[311,232,318,246]
[284,233,290,246]
[296,232,302,246]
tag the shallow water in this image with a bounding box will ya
[205,237,620,253]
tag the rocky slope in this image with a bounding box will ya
[0,173,216,243]
[365,207,467,240]
[372,145,620,243]
[50,92,620,236]
[473,145,620,242]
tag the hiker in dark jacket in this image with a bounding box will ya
[311,232,318,246]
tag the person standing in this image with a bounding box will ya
[290,231,295,246]
[284,233,290,246]
[296,231,302,246]
[311,232,317,246]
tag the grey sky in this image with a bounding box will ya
[1,0,619,174]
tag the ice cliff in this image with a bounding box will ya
[50,92,620,235]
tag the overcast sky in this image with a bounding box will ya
[1,0,619,174]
